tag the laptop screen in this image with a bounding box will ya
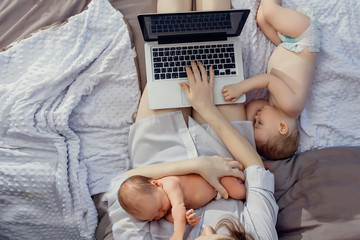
[138,9,250,42]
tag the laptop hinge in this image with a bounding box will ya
[158,32,227,44]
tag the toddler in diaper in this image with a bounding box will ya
[278,7,320,53]
[118,174,245,239]
[222,0,320,160]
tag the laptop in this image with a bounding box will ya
[138,9,250,109]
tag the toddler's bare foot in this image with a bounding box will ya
[261,0,281,5]
[255,0,280,25]
[222,84,243,102]
[255,3,264,27]
[260,0,281,10]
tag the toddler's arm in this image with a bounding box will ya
[237,73,271,93]
[222,73,272,102]
[225,73,301,118]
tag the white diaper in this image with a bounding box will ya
[278,7,320,53]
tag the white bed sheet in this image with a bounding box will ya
[0,0,140,238]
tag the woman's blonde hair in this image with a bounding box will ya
[215,215,255,240]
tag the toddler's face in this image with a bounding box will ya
[253,105,281,144]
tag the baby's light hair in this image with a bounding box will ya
[118,175,156,217]
[256,125,299,160]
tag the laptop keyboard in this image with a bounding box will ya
[150,13,232,34]
[152,43,237,80]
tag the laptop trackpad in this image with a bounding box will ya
[180,88,191,106]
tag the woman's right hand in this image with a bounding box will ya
[179,61,216,115]
[195,156,244,199]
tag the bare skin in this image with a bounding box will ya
[157,0,192,13]
[157,0,231,12]
[222,0,318,145]
[131,174,245,226]
[160,174,245,212]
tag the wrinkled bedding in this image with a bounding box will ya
[0,0,90,50]
[0,0,139,239]
[0,0,359,239]
[265,146,360,240]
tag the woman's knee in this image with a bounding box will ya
[157,0,192,13]
[195,0,231,11]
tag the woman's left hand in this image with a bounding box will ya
[179,61,216,113]
[195,156,245,199]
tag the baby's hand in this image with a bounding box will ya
[186,209,201,226]
[222,84,242,102]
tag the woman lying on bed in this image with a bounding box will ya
[122,60,278,239]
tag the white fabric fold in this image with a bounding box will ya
[0,0,139,238]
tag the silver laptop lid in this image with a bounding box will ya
[138,9,250,44]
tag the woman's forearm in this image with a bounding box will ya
[179,61,264,169]
[198,106,264,169]
[125,159,199,178]
[125,156,243,179]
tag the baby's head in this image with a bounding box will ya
[253,105,299,160]
[118,175,171,221]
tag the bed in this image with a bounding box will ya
[0,0,359,239]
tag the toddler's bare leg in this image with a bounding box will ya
[157,0,192,13]
[220,176,246,199]
[136,86,191,124]
[195,0,230,11]
[256,3,281,45]
[260,0,310,38]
